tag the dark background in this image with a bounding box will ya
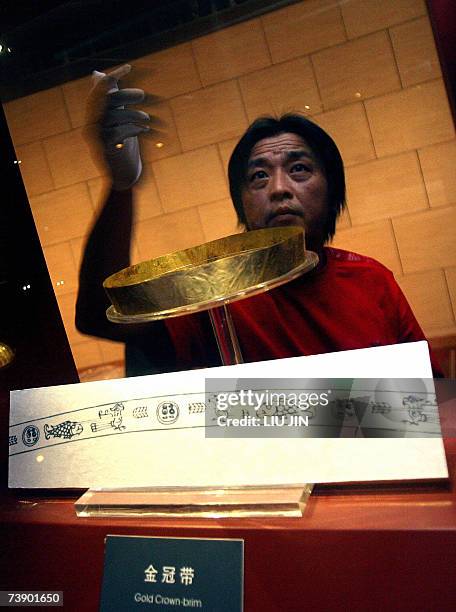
[0,0,300,101]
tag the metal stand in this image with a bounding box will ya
[208,304,244,365]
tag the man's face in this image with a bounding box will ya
[241,132,329,251]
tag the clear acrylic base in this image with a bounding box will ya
[75,484,313,518]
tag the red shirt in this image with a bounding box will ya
[165,247,440,374]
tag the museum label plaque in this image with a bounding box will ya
[100,535,243,611]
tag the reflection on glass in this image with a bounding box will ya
[1,1,454,382]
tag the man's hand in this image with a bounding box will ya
[85,64,151,191]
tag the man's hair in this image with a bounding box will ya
[228,113,346,242]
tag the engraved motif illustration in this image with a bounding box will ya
[370,394,439,427]
[44,420,84,440]
[157,401,179,425]
[133,406,148,418]
[9,435,18,446]
[91,402,126,432]
[22,425,40,447]
[332,399,356,419]
[402,394,438,426]
[371,402,391,416]
[258,401,315,420]
[188,402,205,414]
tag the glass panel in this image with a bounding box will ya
[1,0,455,382]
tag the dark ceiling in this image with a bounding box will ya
[0,0,297,101]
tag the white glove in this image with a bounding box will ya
[86,64,150,191]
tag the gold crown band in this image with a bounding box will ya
[104,226,318,323]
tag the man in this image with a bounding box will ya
[76,66,441,376]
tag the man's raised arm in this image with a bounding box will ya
[76,187,134,341]
[76,65,151,341]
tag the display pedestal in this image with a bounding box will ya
[75,484,313,518]
[3,399,456,612]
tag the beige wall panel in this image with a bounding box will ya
[332,219,402,275]
[390,16,441,87]
[239,56,322,122]
[340,0,426,39]
[135,164,164,221]
[192,20,271,87]
[152,146,228,212]
[314,103,375,166]
[3,88,71,146]
[217,137,239,177]
[62,75,92,129]
[132,43,201,99]
[135,164,165,221]
[198,199,240,242]
[365,79,455,157]
[15,142,54,196]
[43,242,79,297]
[129,238,142,265]
[30,184,94,247]
[262,0,346,64]
[134,208,205,261]
[171,81,247,151]
[98,339,125,363]
[336,207,351,231]
[445,268,456,318]
[393,207,456,273]
[346,152,429,225]
[141,102,182,162]
[70,237,86,271]
[418,140,456,208]
[87,177,107,211]
[72,340,103,371]
[312,32,401,110]
[43,128,101,188]
[56,292,86,345]
[397,270,455,332]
